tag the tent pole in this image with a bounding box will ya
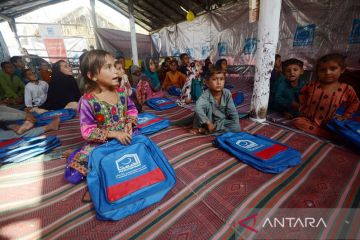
[128,0,139,66]
[8,19,23,53]
[250,0,282,122]
[90,0,99,49]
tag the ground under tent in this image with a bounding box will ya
[0,76,359,239]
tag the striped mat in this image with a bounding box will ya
[0,117,359,239]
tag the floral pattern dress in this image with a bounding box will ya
[68,88,138,176]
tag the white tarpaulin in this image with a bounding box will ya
[151,0,360,69]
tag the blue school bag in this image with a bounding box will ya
[232,91,244,106]
[327,119,360,148]
[0,136,61,164]
[137,113,170,135]
[146,98,177,110]
[215,132,301,173]
[167,86,181,96]
[35,109,76,126]
[17,109,76,126]
[87,135,176,221]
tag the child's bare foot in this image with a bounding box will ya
[16,120,35,135]
[44,116,60,132]
[190,128,206,135]
[7,124,20,132]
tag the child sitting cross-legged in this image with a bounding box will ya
[162,59,187,91]
[191,69,240,135]
[292,53,359,139]
[271,58,305,118]
[23,69,49,113]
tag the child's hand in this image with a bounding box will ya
[124,123,133,135]
[206,121,215,133]
[109,131,132,145]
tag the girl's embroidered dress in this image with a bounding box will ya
[68,88,138,175]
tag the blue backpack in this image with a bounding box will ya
[0,136,61,164]
[167,86,182,96]
[17,109,77,126]
[327,119,360,148]
[215,132,301,173]
[232,91,245,106]
[137,113,170,135]
[146,98,177,110]
[87,135,176,221]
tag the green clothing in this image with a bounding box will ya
[0,70,25,99]
[193,88,240,134]
[14,68,27,84]
[272,75,305,117]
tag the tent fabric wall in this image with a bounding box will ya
[151,0,360,69]
[95,28,154,61]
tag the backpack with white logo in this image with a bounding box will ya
[0,136,61,164]
[146,97,177,110]
[17,109,77,126]
[327,118,360,148]
[87,135,176,221]
[215,132,301,173]
[137,112,170,135]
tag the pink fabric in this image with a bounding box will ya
[136,80,164,105]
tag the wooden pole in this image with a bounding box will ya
[249,0,282,122]
[128,0,139,66]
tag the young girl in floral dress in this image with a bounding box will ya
[68,50,138,186]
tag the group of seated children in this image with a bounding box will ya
[0,56,81,139]
[269,53,359,139]
[67,50,240,203]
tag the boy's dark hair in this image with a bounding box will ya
[79,51,89,67]
[275,54,281,59]
[282,58,304,69]
[169,59,178,65]
[215,58,227,69]
[1,61,11,69]
[179,53,188,61]
[80,49,111,92]
[10,56,22,65]
[22,68,32,79]
[316,53,345,71]
[204,67,225,80]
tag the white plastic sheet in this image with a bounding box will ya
[151,0,360,69]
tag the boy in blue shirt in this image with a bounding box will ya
[272,58,305,118]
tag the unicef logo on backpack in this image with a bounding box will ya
[156,100,167,104]
[236,140,263,151]
[116,154,141,173]
[138,117,149,124]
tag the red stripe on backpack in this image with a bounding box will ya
[254,144,288,160]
